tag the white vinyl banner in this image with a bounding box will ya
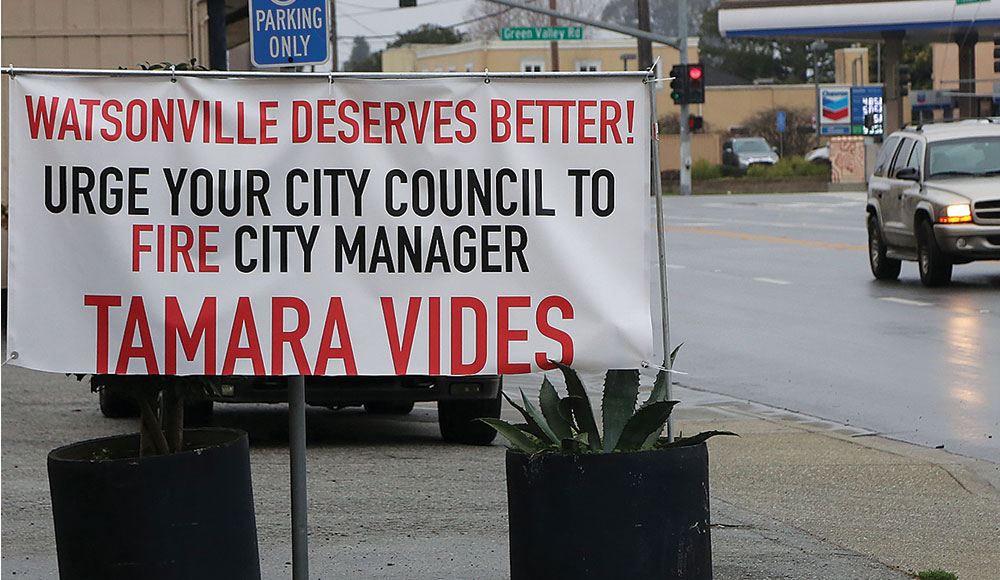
[7,73,653,376]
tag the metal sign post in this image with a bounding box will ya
[648,70,674,442]
[289,375,309,580]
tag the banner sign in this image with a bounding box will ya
[7,74,653,377]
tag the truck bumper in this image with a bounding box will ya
[208,375,503,407]
[935,223,1000,261]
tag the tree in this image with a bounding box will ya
[696,1,845,84]
[389,23,465,48]
[904,44,933,90]
[741,107,815,157]
[345,37,374,72]
[601,0,713,38]
[347,24,465,73]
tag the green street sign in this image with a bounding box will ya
[957,0,989,4]
[501,27,584,41]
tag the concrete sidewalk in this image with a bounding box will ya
[676,385,1000,580]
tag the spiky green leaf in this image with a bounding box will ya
[558,396,601,451]
[644,368,669,407]
[539,376,573,440]
[513,422,546,440]
[553,360,591,407]
[552,362,601,448]
[656,430,740,449]
[478,419,548,453]
[644,344,682,407]
[503,391,559,445]
[521,390,560,444]
[601,369,640,452]
[614,400,679,452]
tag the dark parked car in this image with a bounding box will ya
[722,137,780,172]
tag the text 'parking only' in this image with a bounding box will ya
[249,0,329,68]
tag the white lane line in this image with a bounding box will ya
[879,297,932,307]
[753,277,791,285]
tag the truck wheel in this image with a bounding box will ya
[99,387,140,418]
[917,220,952,287]
[868,213,901,280]
[364,401,415,415]
[439,393,501,445]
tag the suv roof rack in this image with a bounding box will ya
[902,117,997,132]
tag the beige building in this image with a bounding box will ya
[1,0,226,294]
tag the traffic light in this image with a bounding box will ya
[898,64,910,97]
[688,115,703,132]
[669,64,706,105]
[993,33,1000,73]
[669,65,687,105]
[687,63,705,104]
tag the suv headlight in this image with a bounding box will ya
[939,204,972,224]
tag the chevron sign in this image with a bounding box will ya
[821,88,851,123]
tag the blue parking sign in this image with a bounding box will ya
[249,0,329,68]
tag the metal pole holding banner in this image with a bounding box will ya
[648,68,674,443]
[289,375,309,580]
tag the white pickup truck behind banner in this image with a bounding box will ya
[6,73,653,376]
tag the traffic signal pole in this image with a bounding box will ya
[678,0,691,196]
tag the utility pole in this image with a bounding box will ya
[549,0,560,71]
[330,0,338,71]
[207,0,227,71]
[637,0,652,69]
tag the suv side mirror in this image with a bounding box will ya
[895,167,920,181]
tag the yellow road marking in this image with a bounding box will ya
[664,226,867,252]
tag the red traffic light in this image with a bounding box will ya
[688,66,703,80]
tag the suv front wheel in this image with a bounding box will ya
[868,213,901,280]
[917,220,953,287]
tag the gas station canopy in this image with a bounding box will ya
[718,0,1000,43]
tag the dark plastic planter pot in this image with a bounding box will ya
[47,428,260,580]
[506,442,712,580]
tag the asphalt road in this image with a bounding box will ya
[658,191,1000,463]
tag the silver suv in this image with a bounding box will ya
[866,119,1000,287]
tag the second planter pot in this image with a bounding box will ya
[506,442,713,580]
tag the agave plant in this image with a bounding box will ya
[482,351,735,455]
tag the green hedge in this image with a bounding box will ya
[746,157,830,178]
[690,157,830,181]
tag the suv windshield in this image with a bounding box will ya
[926,136,1000,178]
[732,139,771,154]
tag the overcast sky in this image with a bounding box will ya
[334,0,478,61]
